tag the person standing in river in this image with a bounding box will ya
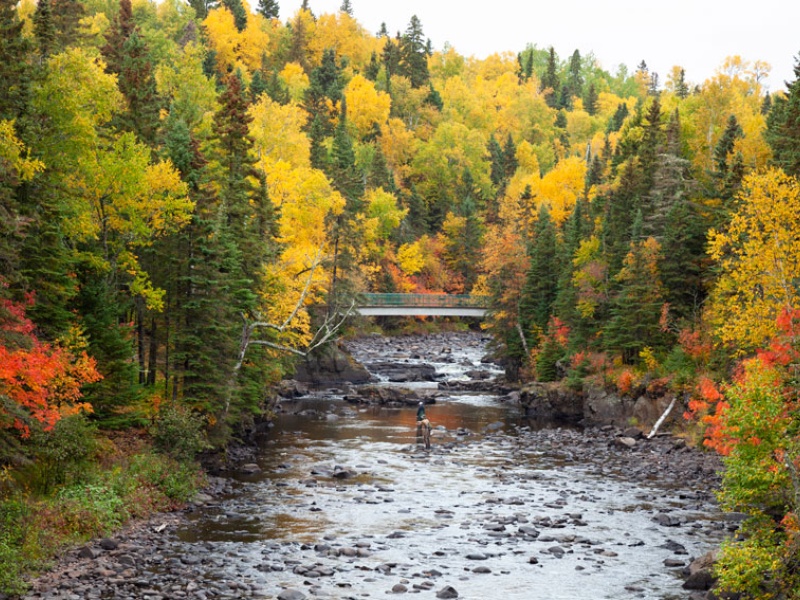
[416,401,431,450]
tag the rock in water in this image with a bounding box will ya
[436,586,459,599]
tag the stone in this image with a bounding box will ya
[615,437,637,449]
[391,583,408,593]
[277,590,307,600]
[99,539,118,551]
[436,586,459,599]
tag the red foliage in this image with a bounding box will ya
[0,289,101,437]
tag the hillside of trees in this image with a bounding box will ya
[3,0,800,594]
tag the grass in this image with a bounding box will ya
[0,432,205,596]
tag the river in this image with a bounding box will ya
[171,333,728,600]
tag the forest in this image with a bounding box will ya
[2,0,800,595]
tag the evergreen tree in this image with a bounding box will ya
[487,134,504,187]
[519,205,559,346]
[339,0,353,15]
[609,102,629,132]
[249,70,267,102]
[33,0,56,58]
[116,30,161,145]
[541,46,561,108]
[761,92,772,115]
[399,15,429,88]
[101,0,136,76]
[583,82,598,115]
[222,0,247,32]
[766,54,800,178]
[256,0,279,19]
[567,49,583,99]
[382,36,401,80]
[264,71,290,105]
[604,214,668,362]
[675,68,689,99]
[0,0,31,122]
[49,0,84,52]
[365,51,380,81]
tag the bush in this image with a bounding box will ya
[28,414,97,493]
[150,404,208,461]
[56,484,127,536]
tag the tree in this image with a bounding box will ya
[222,0,247,32]
[256,0,278,19]
[708,168,800,351]
[541,46,560,108]
[604,228,668,362]
[0,0,31,122]
[766,53,800,178]
[519,205,559,350]
[399,15,429,88]
[583,83,598,116]
[0,289,100,445]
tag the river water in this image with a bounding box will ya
[175,335,726,600]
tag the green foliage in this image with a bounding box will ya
[150,404,209,461]
[28,415,97,494]
[56,483,127,535]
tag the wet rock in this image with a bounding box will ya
[436,586,459,599]
[654,513,681,527]
[465,553,488,560]
[277,590,307,600]
[615,436,637,449]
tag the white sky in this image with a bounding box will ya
[280,0,799,93]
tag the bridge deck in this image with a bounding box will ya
[356,293,488,317]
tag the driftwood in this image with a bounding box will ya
[647,396,678,439]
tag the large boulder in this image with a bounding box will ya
[292,343,372,385]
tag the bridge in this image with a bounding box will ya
[356,293,488,317]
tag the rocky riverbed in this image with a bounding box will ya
[17,332,731,600]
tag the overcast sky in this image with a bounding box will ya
[279,0,799,93]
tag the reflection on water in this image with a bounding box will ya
[176,390,723,600]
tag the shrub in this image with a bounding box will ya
[28,414,97,493]
[150,403,208,461]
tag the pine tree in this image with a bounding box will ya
[766,54,800,178]
[33,0,56,58]
[583,82,598,115]
[519,205,559,346]
[50,0,85,51]
[222,0,247,32]
[116,30,161,145]
[0,0,31,122]
[675,68,689,99]
[541,46,561,108]
[101,0,136,75]
[365,51,380,81]
[604,215,668,362]
[567,49,583,99]
[256,0,279,19]
[399,15,429,88]
[339,0,353,15]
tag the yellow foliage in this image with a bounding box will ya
[309,12,380,72]
[708,168,800,350]
[203,7,240,74]
[238,13,272,73]
[250,96,310,169]
[379,118,417,181]
[280,62,310,103]
[156,42,219,130]
[343,74,391,138]
[397,240,426,276]
[0,120,44,181]
[364,188,406,240]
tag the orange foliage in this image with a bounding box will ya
[617,369,635,395]
[0,290,101,437]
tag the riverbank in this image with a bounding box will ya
[13,332,730,600]
[15,421,727,600]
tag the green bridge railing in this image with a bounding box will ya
[360,293,489,309]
